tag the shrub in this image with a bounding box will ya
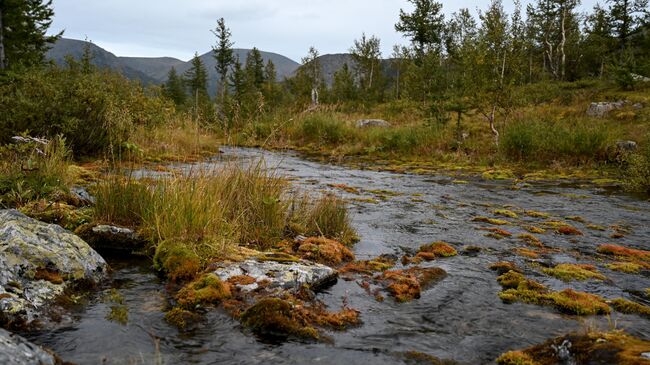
[624,136,650,194]
[300,114,348,144]
[0,61,173,157]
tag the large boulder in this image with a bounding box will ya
[211,259,337,293]
[76,224,147,253]
[586,100,627,117]
[355,119,391,128]
[0,210,108,326]
[0,328,59,365]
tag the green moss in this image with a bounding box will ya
[610,298,650,318]
[153,240,202,281]
[606,262,643,274]
[489,262,522,275]
[175,273,232,309]
[587,224,607,231]
[106,305,128,325]
[496,351,538,365]
[525,210,550,219]
[256,252,301,263]
[542,264,606,281]
[240,298,319,340]
[164,307,201,330]
[472,216,509,225]
[494,209,519,218]
[482,169,516,180]
[525,226,546,234]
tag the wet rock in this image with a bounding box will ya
[631,73,650,82]
[642,352,650,359]
[586,100,627,117]
[616,140,638,153]
[70,186,95,206]
[76,224,147,253]
[0,328,58,365]
[0,209,107,326]
[633,103,644,110]
[211,259,337,293]
[355,119,391,128]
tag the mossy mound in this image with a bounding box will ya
[495,330,650,365]
[19,200,92,231]
[153,240,202,281]
[496,272,610,315]
[340,255,396,275]
[598,244,650,262]
[525,226,546,234]
[240,298,319,340]
[494,209,519,218]
[402,351,461,365]
[518,233,543,247]
[175,273,232,309]
[164,307,202,330]
[525,210,550,219]
[610,298,650,318]
[417,242,458,261]
[542,264,606,282]
[296,237,355,266]
[380,267,447,303]
[490,262,522,275]
[472,216,509,225]
[483,228,513,239]
[514,248,541,259]
[556,226,584,236]
[606,262,643,274]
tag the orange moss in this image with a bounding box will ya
[34,268,64,285]
[417,241,458,261]
[472,216,509,225]
[175,273,232,309]
[297,237,355,266]
[299,303,361,330]
[606,262,643,274]
[556,226,583,236]
[514,248,540,259]
[518,233,543,247]
[240,298,319,340]
[381,267,447,303]
[227,275,257,286]
[598,244,650,261]
[164,307,201,330]
[339,256,396,275]
[495,331,650,365]
[610,298,650,318]
[490,261,522,275]
[482,227,513,239]
[525,226,546,234]
[548,289,611,315]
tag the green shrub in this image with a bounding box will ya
[300,114,348,144]
[0,61,174,157]
[625,137,650,194]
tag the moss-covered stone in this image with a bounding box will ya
[490,262,522,275]
[610,298,650,318]
[606,262,643,274]
[417,242,458,260]
[496,351,537,365]
[175,273,232,309]
[296,237,355,266]
[494,209,519,218]
[153,240,202,281]
[240,298,319,340]
[339,255,396,275]
[472,216,509,225]
[380,267,447,302]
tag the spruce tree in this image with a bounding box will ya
[607,0,649,47]
[0,0,61,70]
[244,47,265,90]
[395,0,445,58]
[212,18,234,99]
[163,67,187,106]
[185,53,208,97]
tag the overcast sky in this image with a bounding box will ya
[49,0,600,62]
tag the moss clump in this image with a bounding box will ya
[598,244,650,261]
[240,298,319,340]
[340,256,396,275]
[20,200,91,231]
[472,216,509,225]
[256,252,301,263]
[518,233,543,247]
[606,262,643,274]
[164,307,201,330]
[299,303,361,330]
[587,224,607,231]
[417,242,458,260]
[547,289,611,315]
[106,305,128,325]
[496,272,610,315]
[525,211,550,219]
[227,275,257,286]
[525,226,546,234]
[490,262,522,275]
[542,264,606,281]
[482,169,516,180]
[610,298,650,318]
[33,268,64,284]
[494,209,518,218]
[556,226,583,236]
[514,248,540,259]
[402,351,460,365]
[296,237,355,266]
[496,351,537,365]
[495,331,650,365]
[541,220,572,229]
[175,273,232,309]
[153,240,202,281]
[381,267,447,302]
[483,228,513,239]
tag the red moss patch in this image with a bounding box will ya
[489,261,522,275]
[297,237,355,266]
[380,267,447,302]
[339,256,396,275]
[175,273,232,309]
[417,242,458,261]
[34,268,64,285]
[556,226,583,236]
[598,244,650,261]
[227,275,257,286]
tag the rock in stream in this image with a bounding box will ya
[0,209,108,326]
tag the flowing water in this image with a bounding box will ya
[26,147,650,364]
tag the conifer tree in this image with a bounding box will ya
[332,63,357,102]
[212,18,234,99]
[0,0,61,70]
[245,47,265,90]
[395,0,445,58]
[163,67,187,106]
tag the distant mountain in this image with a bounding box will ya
[300,53,398,87]
[46,38,301,95]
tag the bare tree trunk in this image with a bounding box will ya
[560,8,566,81]
[486,106,500,147]
[368,62,374,90]
[0,7,5,70]
[311,87,319,106]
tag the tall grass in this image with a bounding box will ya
[93,162,357,262]
[0,136,71,207]
[500,118,611,164]
[624,136,650,194]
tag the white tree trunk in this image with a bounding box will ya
[560,7,567,81]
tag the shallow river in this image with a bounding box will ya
[26,147,650,364]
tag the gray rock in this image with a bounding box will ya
[70,186,95,206]
[78,224,146,253]
[0,209,107,325]
[586,101,627,117]
[355,119,391,128]
[0,328,58,365]
[642,352,650,359]
[633,103,643,110]
[631,73,650,82]
[211,259,337,293]
[616,140,638,153]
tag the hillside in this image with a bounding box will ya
[46,38,301,94]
